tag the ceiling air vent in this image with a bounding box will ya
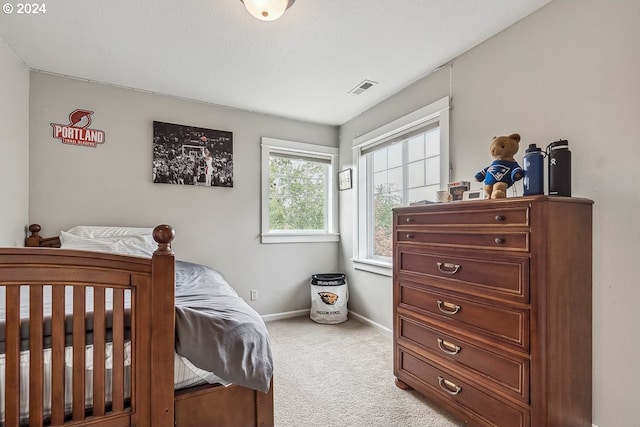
[348,79,377,95]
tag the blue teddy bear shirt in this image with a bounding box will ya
[475,160,523,187]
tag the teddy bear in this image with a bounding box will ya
[475,133,524,199]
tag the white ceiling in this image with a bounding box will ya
[0,0,551,126]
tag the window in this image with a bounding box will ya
[261,137,339,243]
[353,97,450,275]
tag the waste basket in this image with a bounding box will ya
[310,273,348,324]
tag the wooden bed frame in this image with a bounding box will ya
[0,224,273,427]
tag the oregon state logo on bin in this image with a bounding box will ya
[318,292,339,305]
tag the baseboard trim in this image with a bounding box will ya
[348,311,393,338]
[262,309,393,338]
[262,309,310,322]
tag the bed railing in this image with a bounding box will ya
[1,225,175,427]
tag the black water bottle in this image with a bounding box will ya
[547,139,571,197]
[523,144,544,195]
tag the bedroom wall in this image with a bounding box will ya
[338,1,639,426]
[28,72,339,316]
[0,38,30,247]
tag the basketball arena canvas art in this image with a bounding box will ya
[152,121,233,188]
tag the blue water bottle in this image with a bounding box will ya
[523,143,544,195]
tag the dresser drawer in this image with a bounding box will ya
[398,349,530,427]
[396,248,529,303]
[398,316,529,403]
[396,205,529,228]
[398,282,529,351]
[396,229,529,252]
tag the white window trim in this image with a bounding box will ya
[351,97,450,275]
[261,137,340,244]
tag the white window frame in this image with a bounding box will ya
[261,137,340,244]
[351,97,450,275]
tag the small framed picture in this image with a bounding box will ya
[448,181,470,201]
[338,168,352,190]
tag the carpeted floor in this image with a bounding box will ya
[266,316,467,427]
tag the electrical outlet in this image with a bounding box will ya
[250,289,258,301]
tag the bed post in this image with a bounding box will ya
[25,224,42,247]
[150,225,176,427]
[26,224,61,248]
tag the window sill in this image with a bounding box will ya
[261,233,340,244]
[352,258,392,276]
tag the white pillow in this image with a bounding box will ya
[65,226,154,238]
[60,231,157,258]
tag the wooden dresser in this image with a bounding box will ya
[392,196,592,427]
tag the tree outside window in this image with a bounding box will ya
[269,155,326,231]
[261,137,339,244]
[373,185,403,258]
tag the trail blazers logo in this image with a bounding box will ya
[51,109,106,147]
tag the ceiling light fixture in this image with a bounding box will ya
[240,0,295,22]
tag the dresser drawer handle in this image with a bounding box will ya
[437,262,461,275]
[438,376,462,395]
[495,237,505,244]
[437,300,461,315]
[405,217,414,223]
[437,339,461,355]
[495,215,505,222]
[406,233,415,239]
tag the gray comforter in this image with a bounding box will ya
[0,260,273,394]
[174,261,273,393]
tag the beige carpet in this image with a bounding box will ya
[266,316,467,427]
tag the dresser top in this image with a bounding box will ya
[394,195,594,214]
